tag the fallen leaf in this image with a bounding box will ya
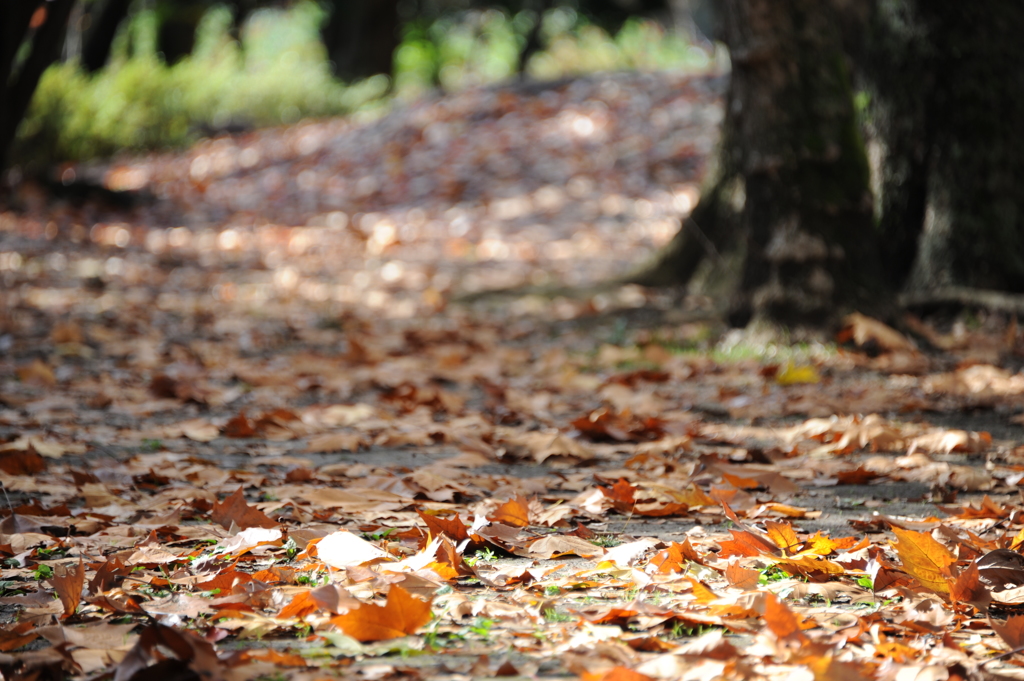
[490,495,531,527]
[330,585,432,642]
[975,548,1024,591]
[763,592,808,643]
[0,622,39,652]
[891,526,956,594]
[316,531,390,568]
[991,615,1024,651]
[776,364,820,385]
[211,488,278,530]
[724,562,760,590]
[113,624,224,681]
[950,561,991,613]
[580,667,654,681]
[47,559,84,620]
[528,535,605,559]
[839,312,917,353]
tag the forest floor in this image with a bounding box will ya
[3,71,1024,681]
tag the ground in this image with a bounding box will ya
[2,72,1024,680]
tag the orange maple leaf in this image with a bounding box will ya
[490,494,531,527]
[330,585,433,642]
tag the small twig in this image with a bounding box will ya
[0,481,11,513]
[686,218,727,268]
[901,286,1024,314]
[986,645,1024,663]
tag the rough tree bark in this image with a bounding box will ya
[321,0,401,82]
[633,0,879,327]
[81,0,134,73]
[871,2,1024,295]
[633,0,1024,326]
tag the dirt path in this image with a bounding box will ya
[2,71,1024,680]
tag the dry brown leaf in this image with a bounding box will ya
[305,431,367,453]
[527,535,605,559]
[991,615,1024,651]
[0,622,40,652]
[717,530,779,558]
[975,548,1024,591]
[211,488,278,530]
[839,312,917,353]
[950,561,991,613]
[47,559,84,620]
[17,359,57,386]
[417,510,471,542]
[580,667,654,681]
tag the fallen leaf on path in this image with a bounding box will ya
[891,527,956,594]
[211,488,278,530]
[528,535,605,559]
[315,531,390,568]
[47,559,84,620]
[330,585,432,642]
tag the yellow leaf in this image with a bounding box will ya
[891,526,955,594]
[765,521,800,555]
[776,364,820,385]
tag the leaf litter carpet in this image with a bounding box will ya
[4,71,1024,680]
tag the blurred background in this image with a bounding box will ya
[8,0,722,172]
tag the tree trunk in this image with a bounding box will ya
[82,0,134,73]
[321,0,401,82]
[637,0,1024,326]
[0,0,76,172]
[633,0,880,326]
[898,3,1024,294]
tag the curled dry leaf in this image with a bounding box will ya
[839,312,917,353]
[527,535,605,559]
[975,548,1024,592]
[113,624,224,681]
[907,429,991,455]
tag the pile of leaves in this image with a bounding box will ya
[4,71,1024,680]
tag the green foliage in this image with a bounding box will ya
[15,2,384,167]
[15,2,710,166]
[758,565,789,585]
[464,547,498,566]
[542,608,574,622]
[468,617,495,639]
[33,564,54,580]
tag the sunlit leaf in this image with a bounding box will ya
[330,585,433,642]
[891,526,956,594]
